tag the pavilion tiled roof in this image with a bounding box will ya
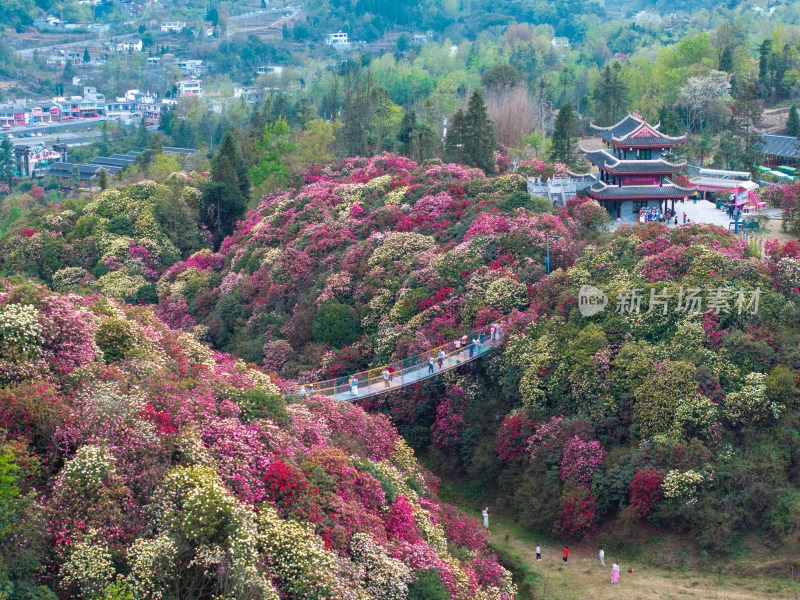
[590,114,686,148]
[590,115,644,143]
[588,181,693,200]
[584,149,685,173]
[761,134,800,159]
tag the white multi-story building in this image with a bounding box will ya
[114,39,143,52]
[160,21,186,33]
[256,65,284,76]
[325,31,349,45]
[178,79,203,98]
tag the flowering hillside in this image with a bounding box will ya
[0,175,210,304]
[370,221,800,550]
[153,154,606,380]
[0,282,515,599]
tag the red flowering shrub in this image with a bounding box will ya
[263,459,322,522]
[765,239,800,261]
[555,487,598,539]
[496,411,535,459]
[697,367,724,403]
[629,467,665,517]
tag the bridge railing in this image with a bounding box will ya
[286,318,507,400]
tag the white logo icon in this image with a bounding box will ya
[578,285,608,317]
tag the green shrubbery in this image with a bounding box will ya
[312,301,361,347]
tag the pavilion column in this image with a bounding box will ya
[616,201,621,220]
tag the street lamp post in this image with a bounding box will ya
[545,233,561,275]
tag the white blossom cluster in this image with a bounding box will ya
[662,468,712,505]
[0,303,44,359]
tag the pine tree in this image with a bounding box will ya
[718,45,734,73]
[396,111,417,158]
[786,105,800,137]
[549,102,578,167]
[135,116,150,148]
[98,169,109,190]
[201,131,250,246]
[446,91,496,174]
[83,48,90,63]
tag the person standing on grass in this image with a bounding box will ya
[482,507,489,529]
[382,367,390,388]
[563,546,568,564]
[599,547,605,568]
[611,562,619,584]
[536,544,541,561]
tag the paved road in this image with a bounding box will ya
[16,32,140,57]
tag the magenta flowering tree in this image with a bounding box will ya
[559,436,607,485]
[385,494,420,543]
[432,385,469,455]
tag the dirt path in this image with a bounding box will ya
[484,516,792,600]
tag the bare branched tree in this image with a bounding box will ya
[486,86,537,150]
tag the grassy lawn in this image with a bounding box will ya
[438,481,799,600]
[754,218,799,246]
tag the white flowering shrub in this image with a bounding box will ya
[722,372,781,428]
[350,533,412,600]
[484,277,529,312]
[257,506,361,600]
[0,303,44,360]
[58,445,116,494]
[60,531,116,598]
[368,233,434,268]
[124,535,179,600]
[662,469,712,505]
[52,266,91,291]
[98,271,148,302]
[152,466,276,600]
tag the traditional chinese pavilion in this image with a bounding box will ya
[583,112,692,221]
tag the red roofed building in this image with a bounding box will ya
[583,112,693,222]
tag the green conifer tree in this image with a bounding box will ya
[0,138,14,184]
[447,91,496,174]
[201,131,250,246]
[786,105,800,137]
[548,102,578,167]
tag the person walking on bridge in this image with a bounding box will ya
[350,376,359,396]
[468,337,476,358]
[490,324,496,342]
[382,367,390,388]
[428,355,435,374]
[437,349,445,369]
